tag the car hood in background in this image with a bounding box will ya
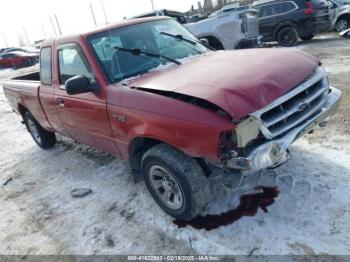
[128,49,319,121]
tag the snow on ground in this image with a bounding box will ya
[0,34,350,255]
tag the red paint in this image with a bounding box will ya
[304,2,315,15]
[174,186,279,231]
[129,49,318,121]
[2,17,319,162]
[0,52,38,69]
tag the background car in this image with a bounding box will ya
[328,0,350,32]
[132,9,188,24]
[0,51,39,69]
[251,0,332,46]
[0,47,15,54]
[210,3,250,17]
[2,47,39,54]
[189,14,209,23]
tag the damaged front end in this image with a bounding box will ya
[223,67,342,172]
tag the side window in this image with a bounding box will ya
[58,45,93,84]
[274,3,286,14]
[283,2,297,11]
[260,2,293,17]
[260,6,273,17]
[40,47,52,85]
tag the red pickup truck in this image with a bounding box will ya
[2,17,341,220]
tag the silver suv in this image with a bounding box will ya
[329,0,350,32]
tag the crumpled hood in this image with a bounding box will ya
[128,49,319,120]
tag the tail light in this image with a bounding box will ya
[304,2,315,15]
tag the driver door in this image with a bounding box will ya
[53,43,120,156]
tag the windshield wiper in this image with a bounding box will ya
[160,32,198,46]
[113,46,181,65]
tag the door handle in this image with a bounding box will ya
[56,97,64,107]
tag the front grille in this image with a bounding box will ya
[252,68,329,139]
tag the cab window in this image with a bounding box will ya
[58,44,93,84]
[40,47,52,85]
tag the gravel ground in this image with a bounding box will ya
[0,33,349,255]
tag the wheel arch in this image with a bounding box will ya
[336,13,350,24]
[197,35,225,50]
[17,103,28,118]
[128,136,212,183]
[129,137,166,183]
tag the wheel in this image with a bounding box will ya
[24,111,56,149]
[142,144,209,220]
[300,34,314,41]
[277,26,298,47]
[335,18,349,33]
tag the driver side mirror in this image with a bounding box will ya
[65,75,100,95]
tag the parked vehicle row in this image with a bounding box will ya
[215,0,350,46]
[3,17,341,220]
[132,0,350,50]
[251,0,332,46]
[0,51,39,69]
[133,8,262,50]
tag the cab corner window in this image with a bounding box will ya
[58,45,93,85]
[40,47,52,85]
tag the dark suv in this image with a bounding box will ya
[251,0,331,46]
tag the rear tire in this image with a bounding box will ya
[142,144,209,220]
[24,111,56,149]
[277,26,298,47]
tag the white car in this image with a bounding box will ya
[185,8,261,50]
[329,0,350,32]
[209,3,249,17]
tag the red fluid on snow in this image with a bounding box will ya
[174,186,279,231]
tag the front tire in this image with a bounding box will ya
[335,18,350,33]
[24,111,56,149]
[277,26,298,47]
[142,144,209,220]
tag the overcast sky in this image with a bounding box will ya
[0,0,211,47]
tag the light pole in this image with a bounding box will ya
[100,0,108,24]
[54,15,62,35]
[151,0,155,11]
[89,2,97,26]
[50,16,57,36]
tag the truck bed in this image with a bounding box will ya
[2,70,51,130]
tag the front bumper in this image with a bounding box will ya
[226,87,342,172]
[302,20,330,36]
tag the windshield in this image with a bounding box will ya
[88,19,207,82]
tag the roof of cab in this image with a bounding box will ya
[41,16,170,47]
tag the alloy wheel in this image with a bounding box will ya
[148,165,184,210]
[336,19,349,32]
